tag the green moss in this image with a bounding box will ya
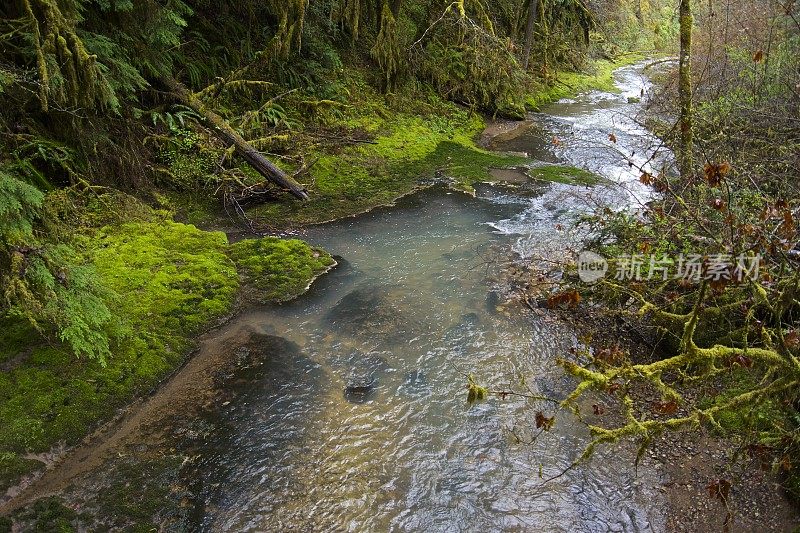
[0,318,36,365]
[527,165,605,186]
[14,497,80,532]
[12,455,191,531]
[0,221,239,490]
[0,452,44,490]
[699,369,789,438]
[252,110,523,225]
[88,456,187,531]
[154,129,220,190]
[229,237,334,303]
[152,191,224,228]
[91,221,238,337]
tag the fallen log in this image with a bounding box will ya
[162,77,309,201]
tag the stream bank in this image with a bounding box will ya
[0,55,647,523]
[5,58,797,532]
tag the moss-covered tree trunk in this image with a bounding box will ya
[678,0,694,178]
[372,0,403,91]
[522,0,539,69]
[163,78,309,201]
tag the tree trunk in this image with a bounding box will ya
[163,77,309,201]
[678,0,693,179]
[522,0,539,70]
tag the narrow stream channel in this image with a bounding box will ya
[167,62,672,531]
[25,62,674,532]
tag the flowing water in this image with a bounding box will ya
[16,62,673,531]
[168,62,672,532]
[488,64,670,260]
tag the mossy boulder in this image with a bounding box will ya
[325,285,409,340]
[92,221,239,336]
[229,237,335,303]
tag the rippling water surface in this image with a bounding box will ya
[180,63,670,532]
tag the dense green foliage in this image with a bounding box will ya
[1,171,119,364]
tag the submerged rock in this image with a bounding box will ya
[403,369,426,387]
[398,369,431,396]
[337,349,391,403]
[344,375,376,403]
[443,312,481,345]
[325,284,406,339]
[485,290,501,312]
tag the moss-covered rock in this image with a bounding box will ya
[91,221,238,337]
[229,237,335,303]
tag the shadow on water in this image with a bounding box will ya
[170,171,666,530]
[45,64,671,532]
[179,333,330,531]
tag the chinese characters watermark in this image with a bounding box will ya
[578,252,760,284]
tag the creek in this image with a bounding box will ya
[8,62,674,532]
[173,62,671,532]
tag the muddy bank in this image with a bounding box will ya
[479,117,539,150]
[0,312,278,516]
[655,431,799,532]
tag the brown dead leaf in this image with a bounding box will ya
[727,354,753,368]
[653,399,679,415]
[784,330,800,349]
[703,161,730,187]
[535,411,555,431]
[595,345,626,364]
[707,478,731,502]
[547,290,581,309]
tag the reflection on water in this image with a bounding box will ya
[173,63,670,532]
[178,187,662,531]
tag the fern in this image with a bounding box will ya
[0,170,44,246]
[0,172,119,364]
